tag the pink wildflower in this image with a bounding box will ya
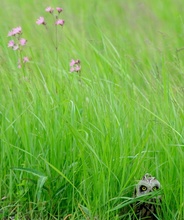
[70,67,75,72]
[36,17,46,25]
[70,59,81,72]
[56,7,63,13]
[45,6,54,13]
[70,59,76,67]
[13,45,19,50]
[8,26,22,36]
[23,57,29,63]
[70,66,81,73]
[20,38,27,46]
[13,26,22,35]
[8,40,15,48]
[75,65,81,72]
[55,19,64,26]
[8,30,14,37]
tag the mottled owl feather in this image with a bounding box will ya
[132,174,161,220]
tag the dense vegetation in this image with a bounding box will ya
[1,0,184,219]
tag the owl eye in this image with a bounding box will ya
[140,185,147,191]
[152,186,159,191]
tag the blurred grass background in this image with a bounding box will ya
[0,0,184,219]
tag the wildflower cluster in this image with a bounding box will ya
[8,27,27,50]
[36,6,64,27]
[70,59,81,73]
[8,26,29,68]
[7,6,82,73]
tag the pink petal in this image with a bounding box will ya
[45,6,54,13]
[56,7,63,13]
[8,40,14,47]
[20,38,27,46]
[23,57,29,63]
[70,67,75,72]
[75,65,81,72]
[13,45,19,50]
[8,30,14,37]
[36,17,46,25]
[55,19,64,26]
[70,59,76,67]
[8,26,22,36]
[13,26,22,35]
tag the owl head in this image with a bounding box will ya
[134,173,161,197]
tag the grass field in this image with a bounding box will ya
[1,0,184,219]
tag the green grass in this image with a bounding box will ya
[1,0,184,219]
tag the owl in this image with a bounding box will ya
[132,173,161,220]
